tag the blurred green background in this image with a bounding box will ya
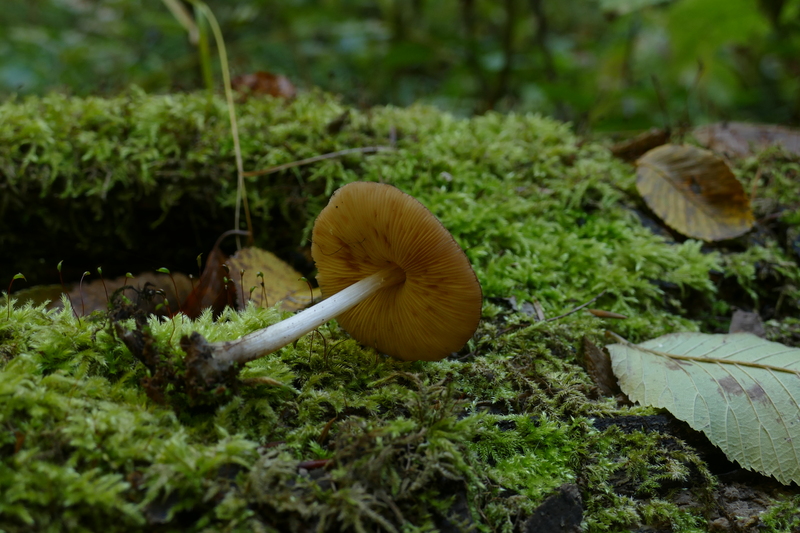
[1,0,798,130]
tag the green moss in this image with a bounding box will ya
[2,90,800,531]
[760,493,800,532]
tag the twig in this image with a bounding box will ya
[496,290,608,337]
[651,75,671,131]
[545,290,607,322]
[750,166,762,202]
[758,202,800,223]
[243,146,395,178]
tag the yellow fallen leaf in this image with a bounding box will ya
[225,247,319,312]
[636,144,754,241]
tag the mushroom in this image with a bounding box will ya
[202,181,482,369]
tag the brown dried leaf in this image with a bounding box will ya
[52,272,192,316]
[581,337,621,397]
[225,247,319,312]
[694,122,800,158]
[610,127,669,161]
[231,71,296,99]
[636,144,754,241]
[729,309,766,338]
[181,231,244,319]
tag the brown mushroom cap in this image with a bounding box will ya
[311,181,482,361]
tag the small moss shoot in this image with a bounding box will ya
[2,90,800,531]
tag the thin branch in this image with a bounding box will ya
[651,75,671,131]
[496,290,608,337]
[243,146,395,178]
[620,15,640,87]
[750,166,763,202]
[545,290,607,322]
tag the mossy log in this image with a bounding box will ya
[2,89,800,532]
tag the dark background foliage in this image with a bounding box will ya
[2,0,799,129]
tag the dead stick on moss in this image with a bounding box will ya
[750,166,762,203]
[545,290,607,322]
[497,290,608,336]
[243,146,395,178]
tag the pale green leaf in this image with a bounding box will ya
[607,332,800,485]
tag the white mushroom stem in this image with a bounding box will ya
[212,264,406,365]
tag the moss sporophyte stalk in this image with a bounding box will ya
[2,90,800,532]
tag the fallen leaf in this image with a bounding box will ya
[729,309,766,338]
[30,272,192,316]
[636,144,754,241]
[581,337,621,397]
[694,122,800,158]
[181,232,240,319]
[610,127,669,161]
[225,247,319,312]
[607,331,800,485]
[231,71,296,99]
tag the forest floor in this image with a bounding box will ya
[1,90,800,532]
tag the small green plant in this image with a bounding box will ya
[256,271,267,307]
[238,268,246,307]
[222,276,233,308]
[78,271,90,318]
[96,266,109,303]
[165,300,177,342]
[156,267,183,314]
[5,273,25,319]
[299,276,314,306]
[56,260,77,319]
